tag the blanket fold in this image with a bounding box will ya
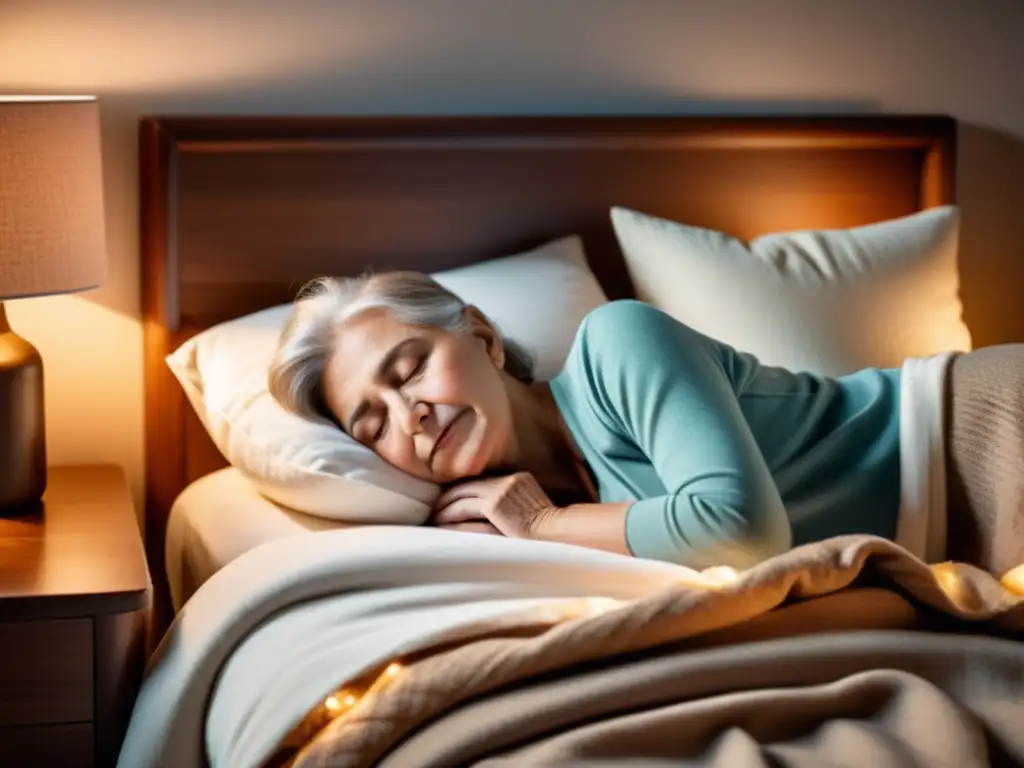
[119,528,1024,768]
[371,632,1024,768]
[281,533,1024,768]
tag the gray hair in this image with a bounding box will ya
[268,271,535,425]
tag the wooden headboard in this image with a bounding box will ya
[140,114,955,629]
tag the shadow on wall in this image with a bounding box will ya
[957,123,1024,348]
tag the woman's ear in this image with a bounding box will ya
[463,306,505,370]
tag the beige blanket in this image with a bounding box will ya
[281,535,1024,768]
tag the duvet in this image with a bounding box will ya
[118,526,1024,768]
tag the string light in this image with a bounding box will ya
[1002,563,1024,597]
[323,690,358,715]
[321,661,404,718]
[931,562,968,608]
[701,565,740,586]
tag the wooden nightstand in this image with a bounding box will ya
[0,465,151,768]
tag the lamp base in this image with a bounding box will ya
[0,302,47,514]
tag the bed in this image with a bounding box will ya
[123,115,1024,768]
[165,468,348,610]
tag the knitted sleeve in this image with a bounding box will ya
[575,300,792,569]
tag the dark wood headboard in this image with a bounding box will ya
[140,114,955,631]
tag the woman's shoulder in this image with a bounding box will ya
[556,300,716,385]
[578,298,667,333]
[575,300,679,349]
[575,300,710,359]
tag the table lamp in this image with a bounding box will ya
[0,96,108,512]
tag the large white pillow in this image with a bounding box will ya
[166,235,608,523]
[610,205,972,376]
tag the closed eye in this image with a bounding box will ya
[404,356,427,384]
[392,351,427,384]
[349,340,431,442]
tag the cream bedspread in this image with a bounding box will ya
[117,527,1024,768]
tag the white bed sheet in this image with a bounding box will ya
[165,468,351,610]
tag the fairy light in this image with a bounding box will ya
[319,660,405,721]
[558,597,621,620]
[323,690,358,715]
[702,565,740,586]
[1002,564,1024,597]
[931,562,967,607]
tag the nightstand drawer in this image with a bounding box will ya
[0,618,92,727]
[0,723,93,767]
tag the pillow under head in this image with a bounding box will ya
[166,235,609,523]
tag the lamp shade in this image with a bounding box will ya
[0,97,107,301]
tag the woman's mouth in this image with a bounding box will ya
[430,409,467,466]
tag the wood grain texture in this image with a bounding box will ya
[140,114,957,638]
[0,465,151,621]
[0,465,151,766]
[0,618,92,727]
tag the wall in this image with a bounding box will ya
[2,0,1023,517]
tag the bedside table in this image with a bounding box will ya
[0,465,151,768]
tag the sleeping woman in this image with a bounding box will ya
[268,272,1024,577]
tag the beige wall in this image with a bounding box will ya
[2,0,1023,516]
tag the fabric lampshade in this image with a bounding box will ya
[0,96,107,300]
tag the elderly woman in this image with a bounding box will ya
[269,272,1024,576]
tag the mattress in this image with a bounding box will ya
[165,468,351,610]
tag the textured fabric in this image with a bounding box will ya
[279,534,1024,768]
[373,634,1024,768]
[118,526,693,768]
[549,300,902,570]
[945,344,1024,576]
[165,468,349,611]
[117,524,1024,768]
[0,99,107,300]
[895,352,954,563]
[611,205,972,378]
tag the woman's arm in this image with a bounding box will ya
[566,301,793,569]
[433,473,632,554]
[435,302,793,570]
[530,501,633,556]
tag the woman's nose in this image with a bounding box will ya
[394,396,428,436]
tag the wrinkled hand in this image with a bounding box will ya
[431,471,558,539]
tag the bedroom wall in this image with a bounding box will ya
[2,0,1023,516]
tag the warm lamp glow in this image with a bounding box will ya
[0,95,108,513]
[0,95,97,102]
[0,96,107,301]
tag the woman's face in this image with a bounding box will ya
[321,307,513,484]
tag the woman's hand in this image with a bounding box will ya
[431,472,558,538]
[433,473,634,559]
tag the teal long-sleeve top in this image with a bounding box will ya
[548,300,902,570]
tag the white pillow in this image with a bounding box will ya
[166,235,608,523]
[610,205,972,376]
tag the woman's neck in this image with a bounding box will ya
[501,377,587,500]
